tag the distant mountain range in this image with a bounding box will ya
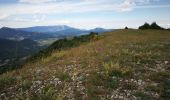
[17,25,82,33]
[90,28,113,33]
[0,25,112,41]
[17,25,113,36]
[0,25,112,69]
[0,27,54,41]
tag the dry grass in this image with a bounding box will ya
[0,29,170,99]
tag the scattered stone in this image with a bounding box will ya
[165,61,169,64]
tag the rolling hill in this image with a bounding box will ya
[0,26,112,74]
[0,38,40,60]
[0,27,54,40]
[90,27,113,33]
[0,27,53,73]
[0,30,169,100]
[0,38,44,73]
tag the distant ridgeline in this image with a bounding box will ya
[28,32,99,62]
[0,32,99,74]
[0,38,43,74]
[139,22,164,30]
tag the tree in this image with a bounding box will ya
[139,22,164,30]
[139,22,150,29]
[150,22,164,30]
[125,26,128,29]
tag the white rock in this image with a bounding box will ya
[54,78,60,81]
[165,61,169,64]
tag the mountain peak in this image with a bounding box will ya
[17,25,76,33]
[1,27,12,30]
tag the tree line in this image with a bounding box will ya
[125,22,167,30]
[139,22,164,30]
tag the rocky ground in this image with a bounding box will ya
[0,30,170,100]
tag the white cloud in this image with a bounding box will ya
[161,23,170,28]
[12,14,47,22]
[13,17,31,22]
[1,0,170,28]
[135,4,170,8]
[118,0,136,12]
[33,15,46,22]
[19,0,57,4]
[0,14,9,20]
[0,0,163,17]
[117,0,160,12]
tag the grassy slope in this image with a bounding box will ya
[0,29,170,100]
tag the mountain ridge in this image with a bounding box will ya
[16,25,113,34]
[0,27,54,40]
[0,38,42,73]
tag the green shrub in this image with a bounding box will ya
[161,79,170,100]
[55,72,71,82]
[31,85,57,100]
[150,72,170,100]
[21,79,32,91]
[150,72,170,82]
[125,26,128,29]
[150,22,164,29]
[87,72,118,89]
[88,72,104,86]
[103,61,131,77]
[87,87,100,100]
[0,76,16,90]
[40,86,56,100]
[139,22,164,30]
[107,78,118,89]
[139,22,150,29]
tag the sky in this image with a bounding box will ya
[0,0,170,29]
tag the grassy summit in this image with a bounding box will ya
[0,29,170,100]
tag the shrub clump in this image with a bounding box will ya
[103,61,132,77]
[139,22,164,30]
[125,26,128,29]
[0,76,16,90]
[55,72,71,82]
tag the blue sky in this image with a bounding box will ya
[0,0,170,29]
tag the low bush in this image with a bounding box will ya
[0,76,16,90]
[103,61,131,77]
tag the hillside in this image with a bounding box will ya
[0,30,170,100]
[0,38,39,60]
[0,27,54,40]
[0,38,44,74]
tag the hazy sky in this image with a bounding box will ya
[0,0,170,29]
